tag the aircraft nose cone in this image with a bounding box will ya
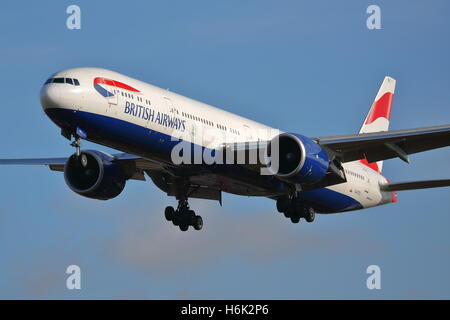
[40,83,61,110]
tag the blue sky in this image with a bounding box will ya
[0,0,449,299]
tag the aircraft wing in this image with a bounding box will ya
[316,124,450,164]
[380,179,450,191]
[0,152,222,201]
[0,157,68,165]
[0,153,143,166]
[0,153,156,180]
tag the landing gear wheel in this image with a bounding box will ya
[304,207,315,223]
[172,213,180,226]
[290,215,300,224]
[168,192,206,231]
[187,210,196,223]
[164,206,175,221]
[193,215,203,230]
[276,197,290,213]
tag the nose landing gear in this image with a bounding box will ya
[69,127,88,158]
[164,199,203,231]
[70,136,82,157]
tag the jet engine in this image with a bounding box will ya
[64,150,126,200]
[269,133,329,184]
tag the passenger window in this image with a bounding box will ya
[53,77,64,83]
[66,78,73,85]
[73,79,80,86]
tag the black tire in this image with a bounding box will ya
[164,206,175,221]
[193,215,203,230]
[179,223,189,231]
[276,197,290,213]
[304,207,315,223]
[291,198,304,213]
[172,213,180,226]
[283,210,291,218]
[290,215,300,224]
[187,210,196,224]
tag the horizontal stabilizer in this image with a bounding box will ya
[380,179,450,191]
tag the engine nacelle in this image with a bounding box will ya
[64,150,126,200]
[270,133,329,184]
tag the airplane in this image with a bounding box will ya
[1,67,449,232]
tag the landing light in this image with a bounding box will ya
[81,154,88,167]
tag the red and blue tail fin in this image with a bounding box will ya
[359,76,396,173]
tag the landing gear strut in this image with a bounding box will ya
[164,199,203,231]
[276,195,316,224]
[70,135,82,157]
[69,128,87,158]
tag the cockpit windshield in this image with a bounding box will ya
[44,77,80,86]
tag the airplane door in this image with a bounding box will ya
[162,96,173,114]
[146,96,173,132]
[162,96,175,134]
[105,84,118,114]
[242,124,254,141]
[108,88,118,105]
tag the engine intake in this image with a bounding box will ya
[64,150,126,200]
[270,133,329,184]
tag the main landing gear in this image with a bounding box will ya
[164,199,203,231]
[276,196,316,224]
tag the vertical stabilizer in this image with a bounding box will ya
[359,76,396,173]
